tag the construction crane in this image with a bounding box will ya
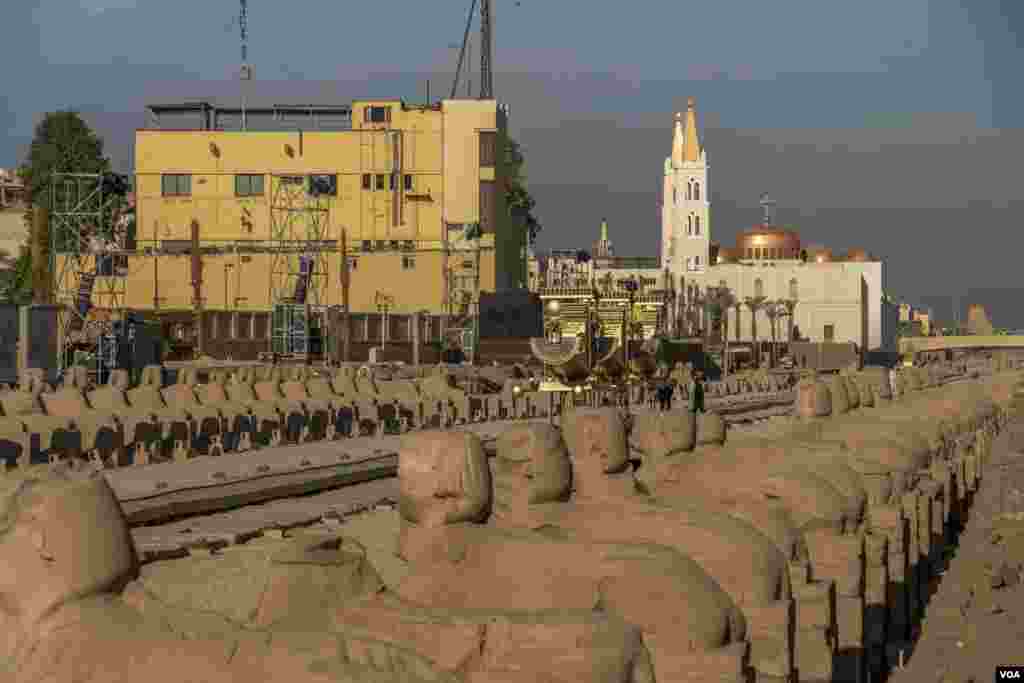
[450,0,494,99]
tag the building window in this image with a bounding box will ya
[824,324,835,342]
[361,240,372,251]
[308,174,337,197]
[789,278,798,299]
[694,255,701,267]
[361,174,372,190]
[389,173,397,191]
[694,216,701,235]
[161,174,191,197]
[755,247,762,260]
[479,131,497,167]
[365,106,391,123]
[404,174,413,191]
[754,278,764,298]
[673,187,677,205]
[402,255,416,270]
[686,182,692,201]
[280,175,304,186]
[375,174,387,191]
[234,174,264,197]
[347,257,358,271]
[693,182,701,201]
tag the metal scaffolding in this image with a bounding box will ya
[441,222,482,363]
[268,173,331,356]
[49,172,130,371]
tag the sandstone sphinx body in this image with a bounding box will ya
[395,429,751,683]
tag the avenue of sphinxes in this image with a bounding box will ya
[0,361,1021,683]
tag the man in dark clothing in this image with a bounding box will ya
[665,380,675,411]
[656,382,668,412]
[688,371,706,414]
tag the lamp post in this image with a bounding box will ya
[224,262,234,313]
[545,299,561,423]
[621,277,639,406]
[375,291,395,349]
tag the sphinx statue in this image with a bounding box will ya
[0,463,479,683]
[392,430,750,683]
[494,411,824,683]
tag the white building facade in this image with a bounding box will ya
[661,100,896,353]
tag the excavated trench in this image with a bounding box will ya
[882,420,1024,682]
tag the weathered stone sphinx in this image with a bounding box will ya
[394,430,749,683]
[0,373,81,468]
[0,463,558,683]
[490,417,804,682]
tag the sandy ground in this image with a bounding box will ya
[887,422,1024,682]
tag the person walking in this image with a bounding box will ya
[666,379,676,411]
[688,371,706,415]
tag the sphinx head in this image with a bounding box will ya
[560,408,630,500]
[492,424,573,521]
[0,464,138,630]
[398,431,492,531]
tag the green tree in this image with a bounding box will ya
[504,136,542,246]
[4,111,111,303]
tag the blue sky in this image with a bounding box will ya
[3,0,1023,324]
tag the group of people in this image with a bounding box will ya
[655,370,705,414]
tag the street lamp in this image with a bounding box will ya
[375,291,395,348]
[224,263,234,312]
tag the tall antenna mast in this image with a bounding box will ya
[479,0,493,98]
[239,0,251,130]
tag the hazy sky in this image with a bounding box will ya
[2,0,1022,325]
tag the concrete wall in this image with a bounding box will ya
[478,291,542,339]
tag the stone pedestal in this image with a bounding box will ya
[0,303,18,385]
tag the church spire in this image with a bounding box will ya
[671,111,685,167]
[600,217,609,243]
[682,96,701,162]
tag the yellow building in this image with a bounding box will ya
[60,99,524,329]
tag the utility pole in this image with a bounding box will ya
[190,220,204,358]
[340,228,351,363]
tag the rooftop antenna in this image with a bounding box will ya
[239,0,252,130]
[450,0,478,99]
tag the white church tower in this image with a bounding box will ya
[661,97,710,278]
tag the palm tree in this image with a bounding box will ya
[744,295,768,367]
[715,287,737,376]
[764,300,781,368]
